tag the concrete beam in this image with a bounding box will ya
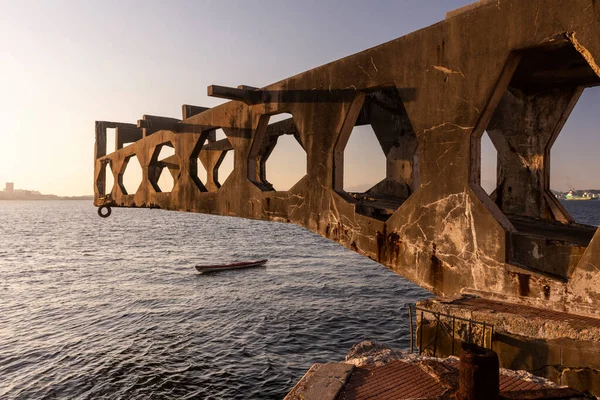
[201,138,233,152]
[137,115,181,136]
[208,85,368,105]
[182,105,210,120]
[116,126,143,150]
[94,121,138,159]
[208,85,263,105]
[266,118,296,138]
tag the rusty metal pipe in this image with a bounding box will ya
[459,343,499,400]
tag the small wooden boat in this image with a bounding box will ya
[195,259,268,273]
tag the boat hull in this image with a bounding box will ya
[195,259,268,273]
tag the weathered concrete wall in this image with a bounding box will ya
[95,0,600,318]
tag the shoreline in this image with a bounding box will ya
[0,197,93,201]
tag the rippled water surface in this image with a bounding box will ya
[1,200,597,399]
[0,201,431,399]
[560,199,600,226]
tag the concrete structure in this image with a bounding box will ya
[5,182,14,193]
[417,296,600,394]
[285,341,594,399]
[94,0,600,392]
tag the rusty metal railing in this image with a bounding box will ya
[408,305,494,357]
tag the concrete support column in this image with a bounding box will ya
[133,139,151,202]
[257,136,278,189]
[95,122,107,159]
[199,149,223,192]
[247,117,271,190]
[369,97,418,198]
[486,87,580,222]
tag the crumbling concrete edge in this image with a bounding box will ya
[419,296,600,342]
[284,362,354,400]
[566,31,600,78]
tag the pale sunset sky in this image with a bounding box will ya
[1,0,598,196]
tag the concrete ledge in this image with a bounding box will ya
[284,362,354,400]
[420,296,600,342]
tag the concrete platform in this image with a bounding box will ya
[417,297,600,395]
[285,341,594,399]
[284,362,354,400]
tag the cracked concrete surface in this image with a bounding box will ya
[95,0,600,321]
[94,0,600,395]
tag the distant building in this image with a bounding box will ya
[0,182,92,201]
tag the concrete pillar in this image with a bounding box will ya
[368,93,418,198]
[199,149,223,192]
[486,87,580,222]
[257,136,278,189]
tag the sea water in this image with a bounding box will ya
[0,200,597,399]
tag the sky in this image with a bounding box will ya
[0,0,598,196]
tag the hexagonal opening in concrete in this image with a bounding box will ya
[213,129,234,188]
[157,166,174,193]
[149,142,177,193]
[190,134,209,193]
[119,154,143,195]
[471,42,600,279]
[195,158,208,187]
[550,86,600,207]
[106,128,116,154]
[335,87,418,221]
[262,114,306,191]
[214,128,226,141]
[116,126,141,150]
[215,149,234,187]
[480,131,497,196]
[249,113,306,191]
[343,124,386,192]
[97,161,115,197]
[192,128,234,192]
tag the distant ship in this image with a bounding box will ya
[564,190,599,201]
